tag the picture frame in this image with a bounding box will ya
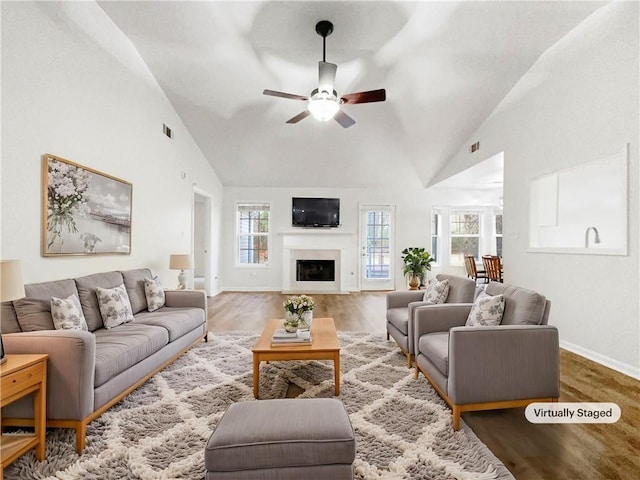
[42,153,132,256]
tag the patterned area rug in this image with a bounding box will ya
[4,332,514,480]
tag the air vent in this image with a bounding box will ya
[469,141,480,153]
[163,124,172,139]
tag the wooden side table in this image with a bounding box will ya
[0,354,48,479]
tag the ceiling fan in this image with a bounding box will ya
[263,20,386,128]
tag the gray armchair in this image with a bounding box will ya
[414,282,559,430]
[386,274,476,367]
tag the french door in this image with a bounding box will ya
[359,205,395,291]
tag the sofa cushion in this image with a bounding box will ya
[51,293,88,331]
[1,302,21,333]
[465,291,505,327]
[93,323,169,387]
[133,307,205,342]
[486,282,547,325]
[144,277,165,312]
[423,279,449,304]
[14,279,78,332]
[96,284,135,329]
[75,271,124,331]
[419,332,450,376]
[386,307,408,335]
[121,268,153,314]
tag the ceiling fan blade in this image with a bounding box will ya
[318,61,337,94]
[334,109,356,128]
[263,89,308,101]
[286,110,311,124]
[340,89,386,104]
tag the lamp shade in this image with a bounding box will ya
[169,254,194,270]
[0,260,25,302]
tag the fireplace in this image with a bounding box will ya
[282,233,351,293]
[296,260,335,282]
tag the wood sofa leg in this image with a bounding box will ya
[76,423,87,454]
[406,353,412,369]
[414,365,420,379]
[452,406,461,431]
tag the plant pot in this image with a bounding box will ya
[408,274,421,290]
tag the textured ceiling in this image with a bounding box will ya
[97,1,604,188]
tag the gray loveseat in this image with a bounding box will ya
[414,281,559,430]
[1,268,207,453]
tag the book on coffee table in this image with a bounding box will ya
[271,329,312,345]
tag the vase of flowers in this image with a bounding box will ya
[283,294,316,331]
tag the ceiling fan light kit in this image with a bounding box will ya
[263,20,386,128]
[308,89,340,121]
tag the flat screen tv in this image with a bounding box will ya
[292,197,340,227]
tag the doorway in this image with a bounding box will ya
[359,205,396,291]
[193,189,212,295]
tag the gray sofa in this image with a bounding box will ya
[414,281,559,430]
[386,274,476,367]
[1,268,207,453]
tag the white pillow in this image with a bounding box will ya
[423,279,449,304]
[50,293,88,331]
[95,284,134,329]
[144,277,165,312]
[466,291,505,326]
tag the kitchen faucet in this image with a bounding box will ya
[585,226,601,248]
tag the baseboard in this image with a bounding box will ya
[221,287,278,292]
[560,340,639,380]
[281,290,350,295]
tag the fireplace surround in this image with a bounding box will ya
[281,232,353,293]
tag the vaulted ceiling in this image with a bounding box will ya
[98,1,604,189]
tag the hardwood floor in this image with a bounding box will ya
[207,291,640,480]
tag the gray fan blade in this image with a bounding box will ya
[318,61,337,94]
[334,109,356,128]
[286,110,311,124]
[263,89,308,101]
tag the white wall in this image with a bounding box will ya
[0,2,223,291]
[436,3,640,377]
[221,187,435,292]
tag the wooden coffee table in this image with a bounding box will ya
[252,317,340,398]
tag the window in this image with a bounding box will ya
[237,203,270,265]
[365,210,391,279]
[495,212,503,257]
[431,211,441,263]
[450,210,480,266]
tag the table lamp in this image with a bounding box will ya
[1,260,26,365]
[169,254,194,290]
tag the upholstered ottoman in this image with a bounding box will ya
[205,398,356,480]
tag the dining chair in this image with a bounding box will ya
[464,255,488,284]
[482,255,503,282]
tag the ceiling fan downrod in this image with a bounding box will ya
[315,20,333,62]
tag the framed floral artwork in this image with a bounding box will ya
[42,154,132,256]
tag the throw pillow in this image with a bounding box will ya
[50,293,88,331]
[144,277,165,312]
[466,291,505,326]
[95,284,134,329]
[423,279,450,304]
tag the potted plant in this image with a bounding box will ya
[401,247,435,290]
